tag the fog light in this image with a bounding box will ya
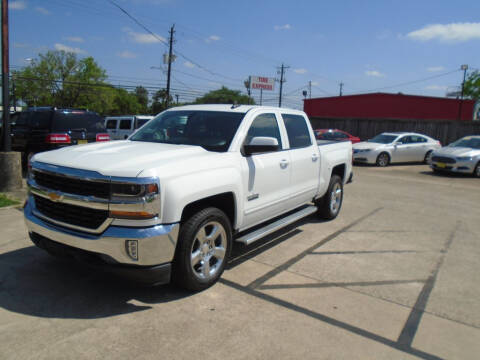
[125,240,138,261]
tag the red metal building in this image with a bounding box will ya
[303,92,477,121]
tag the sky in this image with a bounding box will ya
[8,0,480,109]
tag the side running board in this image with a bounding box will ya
[235,205,317,245]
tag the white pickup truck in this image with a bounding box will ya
[25,105,352,290]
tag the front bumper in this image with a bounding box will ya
[430,160,475,174]
[353,151,377,164]
[24,198,179,283]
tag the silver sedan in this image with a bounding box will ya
[353,132,441,167]
[430,136,480,177]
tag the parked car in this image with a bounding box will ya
[25,105,353,290]
[10,107,110,166]
[105,115,154,140]
[315,129,360,144]
[430,135,480,177]
[352,132,441,166]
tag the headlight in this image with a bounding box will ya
[456,156,473,161]
[110,180,160,220]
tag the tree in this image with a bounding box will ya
[135,86,149,113]
[150,89,173,114]
[13,50,109,110]
[110,88,143,115]
[464,70,480,100]
[194,86,253,105]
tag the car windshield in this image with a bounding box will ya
[130,110,245,152]
[368,134,397,144]
[448,137,480,149]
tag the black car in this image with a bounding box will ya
[10,107,110,165]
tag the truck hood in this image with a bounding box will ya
[32,140,211,177]
[433,146,480,158]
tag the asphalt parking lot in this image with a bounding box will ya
[1,164,479,360]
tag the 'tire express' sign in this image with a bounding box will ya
[250,76,275,91]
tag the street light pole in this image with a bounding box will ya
[457,64,468,121]
[1,0,11,151]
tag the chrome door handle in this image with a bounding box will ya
[312,154,319,162]
[280,159,289,169]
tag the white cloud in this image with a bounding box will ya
[427,66,445,72]
[205,35,220,43]
[14,42,30,48]
[54,43,87,55]
[293,68,307,74]
[407,22,480,42]
[65,36,84,43]
[365,70,385,77]
[184,61,195,68]
[35,7,50,15]
[117,50,137,59]
[425,85,447,91]
[123,28,166,44]
[311,81,319,86]
[10,1,26,10]
[274,24,291,31]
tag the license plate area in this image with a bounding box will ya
[437,162,446,168]
[77,140,88,145]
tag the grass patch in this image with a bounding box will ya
[0,194,20,208]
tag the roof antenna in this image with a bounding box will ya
[231,101,240,109]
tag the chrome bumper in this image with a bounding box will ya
[24,198,179,266]
[430,161,475,173]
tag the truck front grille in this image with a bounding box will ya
[34,195,109,230]
[34,170,110,199]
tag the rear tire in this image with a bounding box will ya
[424,150,433,164]
[173,207,232,291]
[376,152,390,167]
[316,175,343,220]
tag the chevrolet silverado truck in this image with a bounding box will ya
[25,105,352,290]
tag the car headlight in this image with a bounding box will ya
[456,156,473,161]
[110,180,160,219]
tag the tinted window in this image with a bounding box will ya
[449,137,480,149]
[120,119,132,130]
[282,114,312,149]
[106,120,117,129]
[130,110,245,152]
[136,119,150,128]
[246,113,282,149]
[52,111,106,132]
[410,135,427,143]
[398,136,409,144]
[334,131,349,139]
[29,111,52,129]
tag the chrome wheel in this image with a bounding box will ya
[190,221,227,281]
[329,182,342,215]
[475,164,480,178]
[377,153,389,167]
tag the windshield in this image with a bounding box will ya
[448,137,480,150]
[130,110,245,152]
[368,134,397,144]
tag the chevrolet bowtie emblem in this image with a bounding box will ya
[47,192,63,202]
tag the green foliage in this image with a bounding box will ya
[0,194,19,208]
[464,70,480,100]
[150,89,173,115]
[194,87,253,105]
[135,86,149,113]
[110,88,143,115]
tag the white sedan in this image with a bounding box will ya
[430,135,480,177]
[353,132,441,167]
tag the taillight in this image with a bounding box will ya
[45,133,71,144]
[96,133,110,142]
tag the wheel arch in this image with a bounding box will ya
[180,192,236,229]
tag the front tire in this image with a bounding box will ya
[316,175,343,220]
[376,152,390,167]
[173,207,232,291]
[474,162,480,178]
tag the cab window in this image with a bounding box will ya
[119,119,132,130]
[106,120,117,129]
[246,113,282,150]
[282,114,312,149]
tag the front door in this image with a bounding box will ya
[241,113,291,229]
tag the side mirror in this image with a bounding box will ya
[243,136,279,156]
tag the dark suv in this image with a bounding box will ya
[10,107,110,165]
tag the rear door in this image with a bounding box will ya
[241,112,292,228]
[105,118,119,139]
[281,113,320,208]
[117,118,134,139]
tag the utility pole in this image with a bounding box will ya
[260,89,263,105]
[308,80,312,99]
[277,63,289,107]
[165,24,175,108]
[457,64,468,121]
[175,94,179,105]
[1,0,10,151]
[339,82,344,96]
